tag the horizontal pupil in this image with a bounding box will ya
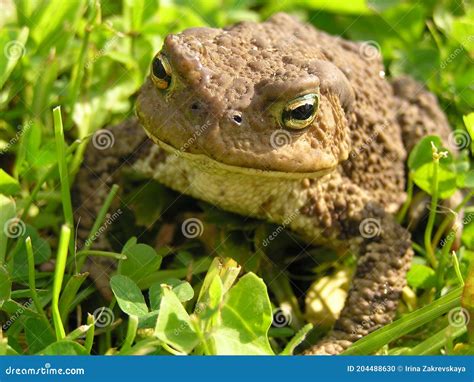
[290,103,314,120]
[152,58,168,80]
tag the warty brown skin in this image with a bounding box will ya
[75,13,453,354]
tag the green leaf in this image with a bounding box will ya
[412,162,457,199]
[9,225,52,283]
[154,286,199,354]
[0,170,20,196]
[213,273,274,355]
[407,264,436,289]
[463,113,474,154]
[39,340,88,355]
[408,135,443,170]
[118,243,163,287]
[124,180,172,226]
[0,195,15,263]
[196,274,223,326]
[24,317,55,354]
[110,275,148,317]
[0,27,29,88]
[0,265,11,307]
[149,279,194,311]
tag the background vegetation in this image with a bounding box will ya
[0,0,473,355]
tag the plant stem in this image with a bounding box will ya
[52,225,71,340]
[75,184,120,272]
[20,139,81,221]
[25,237,51,330]
[432,190,473,249]
[53,107,75,256]
[121,315,138,352]
[76,250,127,260]
[435,229,456,298]
[424,143,444,268]
[451,251,464,287]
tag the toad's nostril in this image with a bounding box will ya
[232,114,242,124]
[190,102,200,110]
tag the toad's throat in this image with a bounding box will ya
[143,128,336,179]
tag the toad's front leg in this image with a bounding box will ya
[293,179,413,355]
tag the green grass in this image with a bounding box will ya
[0,0,473,355]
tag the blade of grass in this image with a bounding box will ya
[75,183,119,272]
[53,106,75,255]
[52,225,71,340]
[407,324,466,355]
[58,272,89,326]
[84,313,95,354]
[452,251,464,286]
[25,237,51,331]
[342,286,463,355]
[21,139,81,221]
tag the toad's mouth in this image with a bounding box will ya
[143,127,335,180]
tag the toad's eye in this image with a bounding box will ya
[281,93,319,130]
[151,53,172,90]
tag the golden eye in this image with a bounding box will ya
[151,53,172,89]
[281,93,319,130]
